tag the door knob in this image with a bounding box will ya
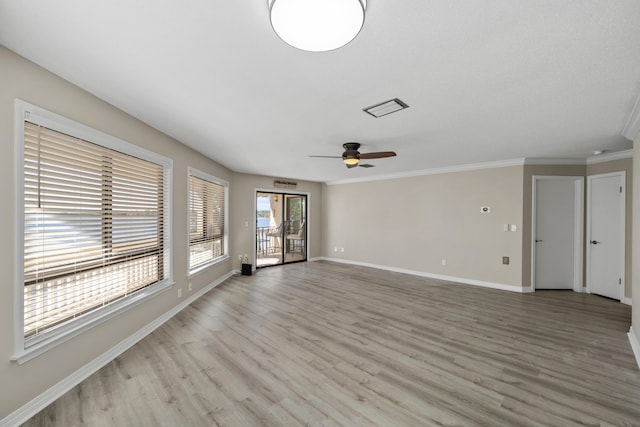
[535,239,543,243]
[590,240,600,245]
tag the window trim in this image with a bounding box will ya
[187,167,229,277]
[13,100,174,364]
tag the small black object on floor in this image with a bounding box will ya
[241,263,252,276]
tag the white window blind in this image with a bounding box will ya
[23,121,166,340]
[189,172,226,271]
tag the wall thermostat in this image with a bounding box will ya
[480,206,491,213]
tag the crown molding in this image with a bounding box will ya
[523,157,586,166]
[622,92,640,141]
[586,149,633,165]
[325,158,526,185]
[324,152,634,186]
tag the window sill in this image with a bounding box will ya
[12,279,174,365]
[188,255,230,278]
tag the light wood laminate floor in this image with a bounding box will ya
[23,261,640,426]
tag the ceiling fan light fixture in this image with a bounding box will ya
[309,141,395,170]
[268,0,366,52]
[343,153,360,166]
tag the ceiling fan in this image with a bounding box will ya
[310,142,397,169]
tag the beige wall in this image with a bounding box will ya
[0,46,234,418]
[633,139,640,343]
[230,173,323,269]
[587,158,633,299]
[322,166,525,288]
[325,160,633,297]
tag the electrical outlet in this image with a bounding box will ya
[340,248,344,253]
[334,247,338,252]
[502,256,509,265]
[188,283,192,292]
[510,224,517,232]
[442,259,447,266]
[178,288,182,298]
[504,224,509,232]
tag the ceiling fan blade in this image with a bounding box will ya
[359,151,397,159]
[308,155,342,158]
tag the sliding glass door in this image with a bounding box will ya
[256,191,307,268]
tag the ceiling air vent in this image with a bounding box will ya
[274,179,297,189]
[363,98,409,118]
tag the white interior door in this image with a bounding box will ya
[533,177,582,290]
[587,173,625,300]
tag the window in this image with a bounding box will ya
[15,101,172,362]
[188,168,228,273]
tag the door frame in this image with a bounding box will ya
[254,188,311,267]
[585,171,626,299]
[531,175,584,292]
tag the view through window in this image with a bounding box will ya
[19,110,171,347]
[256,192,307,268]
[188,169,228,271]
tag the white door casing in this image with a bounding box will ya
[586,172,625,301]
[531,176,584,291]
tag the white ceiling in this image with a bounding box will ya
[1,0,640,183]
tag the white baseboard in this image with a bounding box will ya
[0,270,236,427]
[628,327,640,370]
[622,296,633,306]
[317,257,526,293]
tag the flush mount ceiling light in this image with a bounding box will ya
[268,0,366,52]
